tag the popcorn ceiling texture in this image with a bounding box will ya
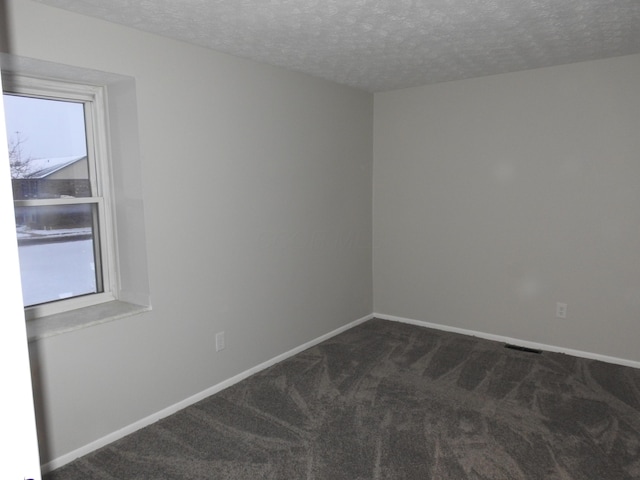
[36,0,640,91]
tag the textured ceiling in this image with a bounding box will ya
[35,0,640,92]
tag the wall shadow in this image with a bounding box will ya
[0,0,12,54]
[28,345,52,467]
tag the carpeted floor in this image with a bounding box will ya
[45,318,640,479]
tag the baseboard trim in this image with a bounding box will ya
[42,311,638,472]
[374,312,640,370]
[41,313,374,473]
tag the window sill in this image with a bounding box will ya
[26,301,151,342]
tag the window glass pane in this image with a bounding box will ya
[16,204,102,307]
[3,94,90,199]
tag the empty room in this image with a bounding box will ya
[1,0,639,479]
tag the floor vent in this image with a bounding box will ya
[504,344,542,354]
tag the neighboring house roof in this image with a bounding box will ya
[27,156,87,178]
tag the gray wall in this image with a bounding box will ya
[374,54,640,363]
[6,0,373,463]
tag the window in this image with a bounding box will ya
[1,56,151,338]
[3,76,116,320]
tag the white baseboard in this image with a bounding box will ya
[41,313,374,473]
[374,312,640,370]
[42,310,638,472]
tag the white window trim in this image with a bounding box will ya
[4,74,119,320]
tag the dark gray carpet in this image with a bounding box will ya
[45,319,640,479]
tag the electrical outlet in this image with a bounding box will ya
[556,302,567,319]
[215,331,225,352]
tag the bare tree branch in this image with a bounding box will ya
[8,131,35,179]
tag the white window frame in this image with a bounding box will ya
[4,75,118,320]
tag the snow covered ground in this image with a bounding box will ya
[16,225,92,242]
[17,235,97,307]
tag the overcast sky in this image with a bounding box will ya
[3,94,87,159]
